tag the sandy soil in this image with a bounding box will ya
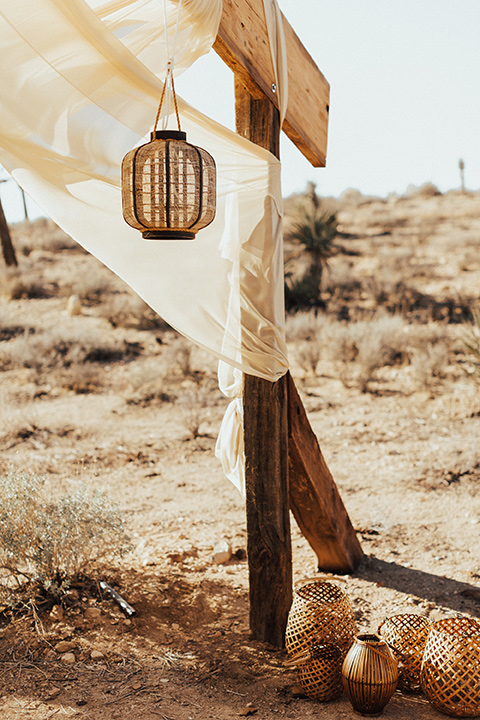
[0,187,479,719]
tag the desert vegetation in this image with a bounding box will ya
[0,185,479,718]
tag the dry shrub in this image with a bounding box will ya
[125,358,176,406]
[101,293,171,332]
[178,381,218,439]
[406,182,441,198]
[286,311,324,342]
[58,365,105,395]
[0,471,131,601]
[62,265,122,306]
[0,266,50,301]
[411,343,449,392]
[0,327,137,375]
[162,337,194,380]
[463,308,480,386]
[325,313,406,392]
[12,218,81,256]
[323,260,361,300]
[296,340,322,376]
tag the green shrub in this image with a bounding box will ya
[0,471,132,599]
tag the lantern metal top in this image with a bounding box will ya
[150,130,187,141]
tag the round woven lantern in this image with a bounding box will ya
[122,129,216,240]
[295,642,343,701]
[285,580,357,661]
[342,634,398,716]
[420,617,480,717]
[378,613,431,691]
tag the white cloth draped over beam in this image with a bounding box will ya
[0,0,289,494]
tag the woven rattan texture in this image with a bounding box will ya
[420,617,480,717]
[285,581,357,661]
[122,138,216,236]
[378,614,431,691]
[342,635,399,715]
[297,643,343,701]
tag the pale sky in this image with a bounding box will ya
[177,0,480,199]
[2,0,479,222]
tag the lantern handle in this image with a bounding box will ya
[153,0,183,136]
[153,62,182,135]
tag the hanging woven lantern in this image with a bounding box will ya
[121,58,216,240]
[122,130,216,240]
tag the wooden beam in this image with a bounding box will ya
[236,77,292,647]
[0,194,17,267]
[287,373,364,573]
[215,0,330,167]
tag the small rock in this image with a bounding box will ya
[238,707,258,717]
[291,684,307,698]
[54,641,76,653]
[67,294,82,316]
[50,605,63,621]
[212,540,232,565]
[60,653,76,665]
[44,687,62,701]
[84,607,102,620]
[167,552,184,563]
[90,650,105,661]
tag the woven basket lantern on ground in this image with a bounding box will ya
[285,580,357,661]
[342,634,399,716]
[294,642,343,701]
[122,130,216,240]
[378,613,431,691]
[420,617,480,717]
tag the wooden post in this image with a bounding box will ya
[235,77,292,647]
[20,187,29,222]
[0,192,17,267]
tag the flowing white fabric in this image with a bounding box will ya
[0,0,290,493]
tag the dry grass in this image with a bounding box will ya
[0,470,132,601]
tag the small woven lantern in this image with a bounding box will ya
[121,63,216,240]
[378,613,431,691]
[295,642,343,701]
[285,580,357,661]
[420,617,480,717]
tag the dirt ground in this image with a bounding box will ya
[0,187,479,719]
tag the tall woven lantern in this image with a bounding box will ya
[121,61,216,240]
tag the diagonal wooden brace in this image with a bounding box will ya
[287,372,363,573]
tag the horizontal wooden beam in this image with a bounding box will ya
[214,0,330,167]
[287,373,364,573]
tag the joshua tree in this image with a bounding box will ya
[285,182,338,311]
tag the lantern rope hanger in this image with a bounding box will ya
[121,0,217,241]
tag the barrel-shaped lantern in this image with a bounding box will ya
[122,130,216,240]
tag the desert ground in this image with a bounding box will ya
[0,184,479,719]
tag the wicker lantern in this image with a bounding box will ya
[121,61,216,240]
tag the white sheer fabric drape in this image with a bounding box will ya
[0,0,289,494]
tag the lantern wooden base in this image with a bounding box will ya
[142,230,195,240]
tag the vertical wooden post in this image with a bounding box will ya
[0,193,17,267]
[20,187,29,222]
[235,77,292,647]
